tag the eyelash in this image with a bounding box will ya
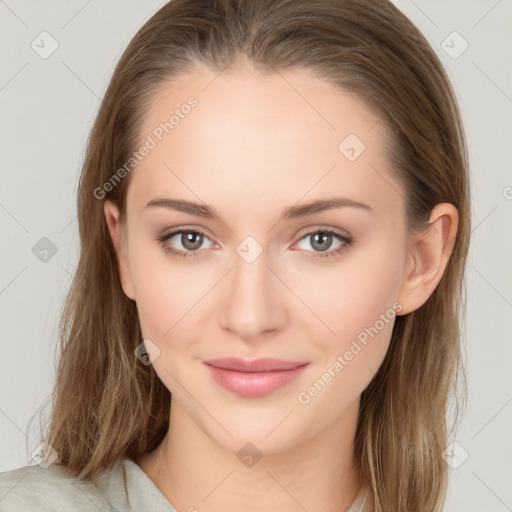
[156,228,354,260]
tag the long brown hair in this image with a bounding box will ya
[31,1,471,510]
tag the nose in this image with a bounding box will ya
[218,246,287,341]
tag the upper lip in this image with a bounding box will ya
[203,357,309,372]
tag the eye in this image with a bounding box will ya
[294,228,354,259]
[156,227,354,260]
[157,229,215,258]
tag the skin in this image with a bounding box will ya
[104,62,458,512]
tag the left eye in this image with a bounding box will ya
[295,229,347,253]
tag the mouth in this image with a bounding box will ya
[202,357,310,397]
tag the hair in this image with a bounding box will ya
[29,1,471,510]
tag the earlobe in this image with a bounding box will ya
[397,203,458,316]
[104,199,136,300]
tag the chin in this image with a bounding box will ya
[199,407,312,456]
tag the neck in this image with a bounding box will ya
[136,398,363,512]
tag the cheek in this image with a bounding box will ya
[295,277,399,414]
[302,243,402,328]
[128,243,207,341]
[296,239,404,381]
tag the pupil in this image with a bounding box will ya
[183,232,202,250]
[312,232,331,252]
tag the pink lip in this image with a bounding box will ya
[202,357,310,397]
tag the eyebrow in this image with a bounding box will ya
[145,196,372,221]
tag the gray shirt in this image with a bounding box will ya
[0,458,372,511]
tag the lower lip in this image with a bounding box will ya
[203,363,309,398]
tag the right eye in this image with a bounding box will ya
[157,229,215,258]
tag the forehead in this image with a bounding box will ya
[128,63,403,221]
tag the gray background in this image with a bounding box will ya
[1,1,511,510]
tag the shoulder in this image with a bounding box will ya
[0,462,120,511]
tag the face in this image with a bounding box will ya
[105,63,418,454]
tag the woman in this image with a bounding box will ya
[0,0,470,511]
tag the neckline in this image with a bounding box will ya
[347,482,371,511]
[123,457,370,511]
[122,458,178,511]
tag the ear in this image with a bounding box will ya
[104,199,135,300]
[396,203,458,316]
